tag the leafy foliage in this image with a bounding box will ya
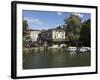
[64,14,82,46]
[79,19,91,47]
[23,20,32,48]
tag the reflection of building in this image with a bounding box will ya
[29,30,40,42]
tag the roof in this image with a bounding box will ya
[28,29,40,31]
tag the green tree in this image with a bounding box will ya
[23,20,32,48]
[64,14,82,47]
[80,19,91,47]
[23,20,28,36]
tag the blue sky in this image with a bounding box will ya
[23,10,91,30]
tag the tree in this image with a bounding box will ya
[64,14,82,47]
[23,20,28,36]
[56,26,62,30]
[79,19,91,47]
[23,20,28,30]
[23,20,32,48]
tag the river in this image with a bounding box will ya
[23,49,90,69]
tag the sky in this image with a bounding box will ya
[23,10,91,30]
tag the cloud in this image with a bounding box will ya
[57,12,63,16]
[72,13,84,18]
[23,17,43,25]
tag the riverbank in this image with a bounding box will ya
[23,46,90,53]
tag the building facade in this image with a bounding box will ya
[29,30,40,42]
[52,30,66,41]
[29,28,67,47]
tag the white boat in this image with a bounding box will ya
[67,47,77,51]
[67,47,90,52]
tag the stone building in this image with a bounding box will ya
[29,29,40,42]
[29,28,67,47]
[52,29,66,41]
[38,29,67,47]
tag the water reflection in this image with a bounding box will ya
[23,49,90,69]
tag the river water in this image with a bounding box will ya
[23,49,90,69]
